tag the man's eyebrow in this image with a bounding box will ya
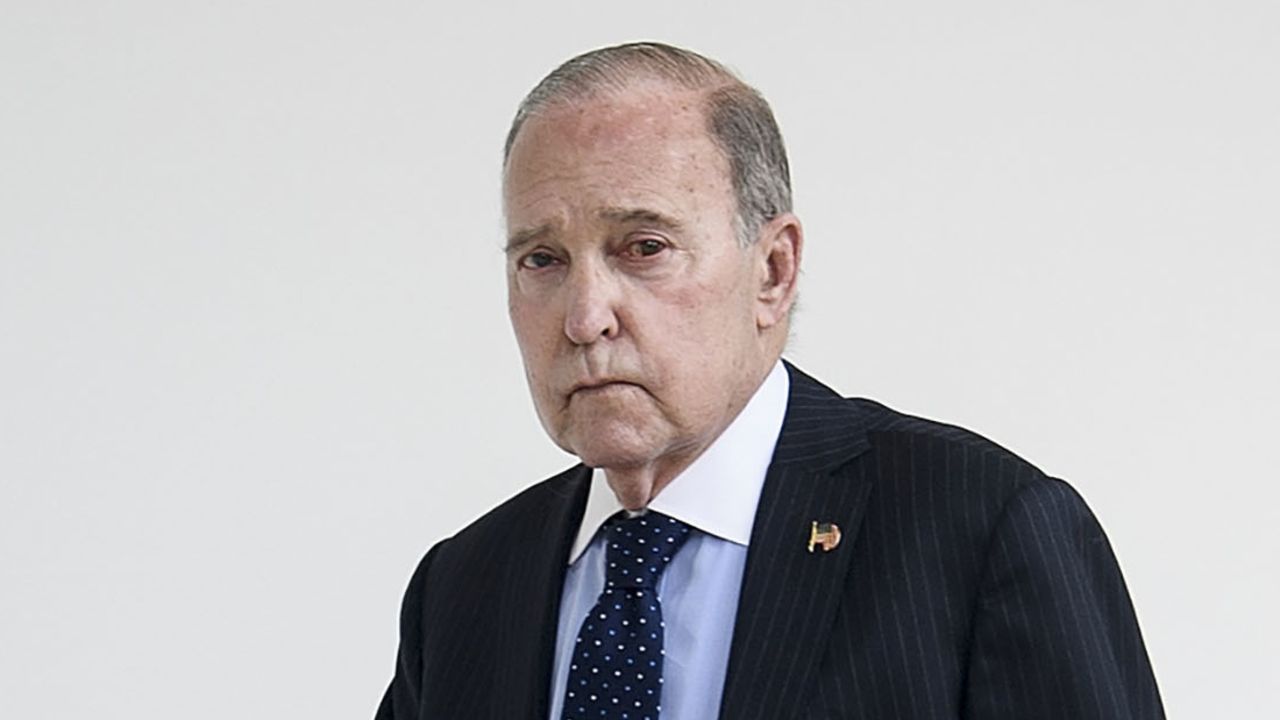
[505,209,682,252]
[598,207,685,232]
[505,224,553,253]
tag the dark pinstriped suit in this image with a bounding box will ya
[377,362,1164,719]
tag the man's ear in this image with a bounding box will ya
[754,212,803,330]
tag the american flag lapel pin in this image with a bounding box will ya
[808,521,842,553]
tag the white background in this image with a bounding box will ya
[2,1,1276,717]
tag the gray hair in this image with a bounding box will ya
[502,42,792,247]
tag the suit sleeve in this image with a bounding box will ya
[963,477,1165,719]
[375,543,442,720]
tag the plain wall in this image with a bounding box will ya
[2,1,1276,717]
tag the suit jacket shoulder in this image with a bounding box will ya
[720,362,1163,719]
[378,464,590,720]
[428,463,590,580]
[782,362,1054,528]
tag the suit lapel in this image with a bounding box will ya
[498,464,591,719]
[718,362,875,720]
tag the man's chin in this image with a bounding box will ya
[571,441,655,471]
[562,422,662,471]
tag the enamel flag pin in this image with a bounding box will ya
[808,521,842,553]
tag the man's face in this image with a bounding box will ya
[503,84,771,476]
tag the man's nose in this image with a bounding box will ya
[563,264,620,345]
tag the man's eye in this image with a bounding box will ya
[628,238,667,258]
[519,251,559,269]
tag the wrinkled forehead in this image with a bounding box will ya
[502,85,732,217]
[508,79,711,158]
[507,85,720,172]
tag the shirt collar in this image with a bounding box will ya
[566,359,790,565]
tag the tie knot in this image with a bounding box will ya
[603,511,693,591]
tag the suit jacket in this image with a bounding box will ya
[377,362,1164,719]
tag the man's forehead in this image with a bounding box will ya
[510,84,709,160]
[502,81,735,243]
[504,91,728,202]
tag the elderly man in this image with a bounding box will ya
[377,42,1164,720]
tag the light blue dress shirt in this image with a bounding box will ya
[548,361,790,720]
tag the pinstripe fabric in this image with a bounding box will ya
[377,467,590,719]
[376,362,1164,719]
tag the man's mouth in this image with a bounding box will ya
[569,380,641,396]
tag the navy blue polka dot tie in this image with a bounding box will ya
[560,511,693,720]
